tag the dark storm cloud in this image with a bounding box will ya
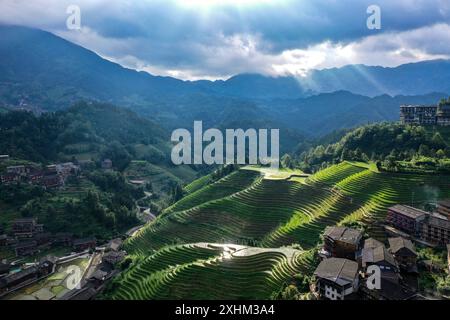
[1,0,450,79]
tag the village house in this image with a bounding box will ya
[102,251,126,266]
[6,165,28,175]
[386,205,427,236]
[33,232,52,247]
[56,162,80,179]
[359,238,419,300]
[12,218,43,238]
[54,232,74,247]
[437,200,450,219]
[14,240,39,257]
[73,237,97,252]
[361,241,399,282]
[106,238,123,252]
[0,266,39,296]
[28,169,44,184]
[0,172,20,184]
[0,155,9,162]
[42,172,63,189]
[0,257,57,296]
[321,226,363,260]
[88,269,108,287]
[101,159,113,170]
[420,213,450,246]
[312,257,359,300]
[388,237,418,273]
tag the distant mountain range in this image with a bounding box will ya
[0,24,449,145]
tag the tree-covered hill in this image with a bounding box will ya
[0,101,170,167]
[296,122,450,173]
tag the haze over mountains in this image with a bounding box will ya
[0,25,449,143]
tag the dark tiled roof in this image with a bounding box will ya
[314,258,359,287]
[364,238,384,249]
[388,237,417,256]
[388,205,428,219]
[438,200,450,208]
[323,226,362,245]
[362,245,397,268]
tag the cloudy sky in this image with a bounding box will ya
[1,0,450,80]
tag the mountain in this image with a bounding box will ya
[0,25,197,110]
[300,60,450,97]
[259,91,445,136]
[196,73,307,99]
[1,25,449,145]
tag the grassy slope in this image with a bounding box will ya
[108,161,450,299]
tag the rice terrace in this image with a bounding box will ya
[103,162,450,299]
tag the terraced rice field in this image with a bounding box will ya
[112,161,450,299]
[110,243,315,300]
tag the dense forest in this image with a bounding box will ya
[0,101,170,168]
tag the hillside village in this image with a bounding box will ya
[311,199,450,300]
[0,104,449,300]
[0,157,137,299]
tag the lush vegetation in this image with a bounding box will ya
[103,156,450,299]
[103,243,317,300]
[0,103,202,240]
[296,123,450,173]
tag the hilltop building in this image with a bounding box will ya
[400,102,450,126]
[321,226,363,260]
[312,257,359,300]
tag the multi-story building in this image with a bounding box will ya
[400,105,438,125]
[421,213,450,246]
[437,200,450,219]
[400,102,450,126]
[437,103,450,126]
[386,205,428,236]
[12,218,43,238]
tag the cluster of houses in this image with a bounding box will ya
[62,238,127,300]
[312,226,420,300]
[385,201,450,246]
[312,200,450,300]
[0,162,80,188]
[0,158,114,188]
[0,255,57,297]
[0,217,98,262]
[0,238,127,298]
